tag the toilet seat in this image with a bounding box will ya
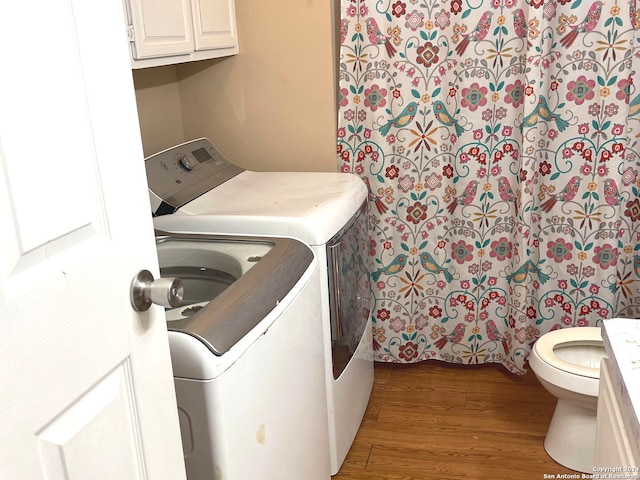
[533,327,602,379]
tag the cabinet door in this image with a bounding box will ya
[127,0,194,58]
[595,358,638,468]
[190,0,237,51]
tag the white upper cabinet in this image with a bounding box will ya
[123,0,238,68]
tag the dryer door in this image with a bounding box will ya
[327,200,371,379]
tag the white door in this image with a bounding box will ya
[0,2,186,479]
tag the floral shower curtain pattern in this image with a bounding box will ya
[337,0,640,373]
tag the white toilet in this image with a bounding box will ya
[529,327,606,473]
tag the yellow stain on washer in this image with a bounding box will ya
[256,424,266,445]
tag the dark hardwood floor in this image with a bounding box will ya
[333,360,580,480]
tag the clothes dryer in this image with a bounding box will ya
[147,138,373,474]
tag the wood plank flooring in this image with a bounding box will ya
[333,361,580,480]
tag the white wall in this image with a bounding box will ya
[132,66,185,158]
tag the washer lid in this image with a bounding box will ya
[533,327,603,379]
[156,232,314,356]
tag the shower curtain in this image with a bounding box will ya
[337,0,640,373]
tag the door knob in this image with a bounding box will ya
[130,269,184,312]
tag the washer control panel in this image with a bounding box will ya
[145,138,244,214]
[177,154,197,172]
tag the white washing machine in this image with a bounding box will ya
[147,138,373,474]
[156,232,330,480]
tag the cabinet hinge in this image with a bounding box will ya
[127,25,135,42]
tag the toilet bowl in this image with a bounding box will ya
[529,327,606,473]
